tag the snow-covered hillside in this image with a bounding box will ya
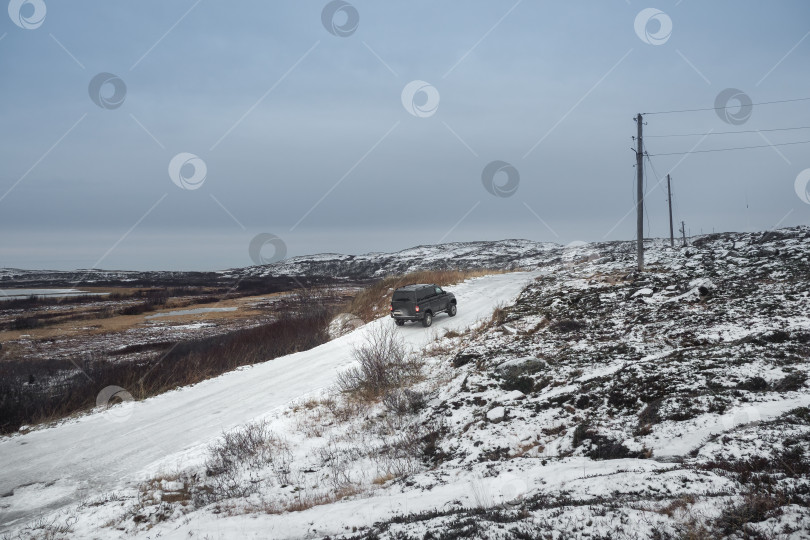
[3,227,810,539]
[0,239,557,287]
[225,239,558,279]
[0,272,536,536]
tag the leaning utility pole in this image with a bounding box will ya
[667,174,674,248]
[681,221,687,247]
[635,114,644,271]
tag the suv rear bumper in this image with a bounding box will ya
[391,310,424,321]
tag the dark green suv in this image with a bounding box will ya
[389,284,457,327]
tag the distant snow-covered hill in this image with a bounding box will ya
[224,239,559,279]
[1,239,559,286]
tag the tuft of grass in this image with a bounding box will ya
[488,304,509,327]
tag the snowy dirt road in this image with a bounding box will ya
[0,271,536,531]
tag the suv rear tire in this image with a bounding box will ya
[395,319,405,326]
[448,304,457,317]
[422,312,433,327]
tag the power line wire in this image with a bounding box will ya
[646,125,810,138]
[647,139,810,156]
[642,96,810,115]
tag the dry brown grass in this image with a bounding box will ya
[257,485,362,514]
[0,292,283,343]
[511,441,541,458]
[348,268,508,322]
[658,494,697,517]
[372,472,397,485]
[139,473,193,505]
[488,303,508,327]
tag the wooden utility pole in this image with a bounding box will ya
[667,174,674,248]
[635,114,644,271]
[681,221,687,247]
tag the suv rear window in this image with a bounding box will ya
[392,291,413,301]
[417,288,434,301]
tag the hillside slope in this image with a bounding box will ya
[4,227,810,539]
[0,272,536,535]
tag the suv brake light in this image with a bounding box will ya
[390,305,393,311]
[415,305,420,312]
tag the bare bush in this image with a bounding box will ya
[268,437,294,486]
[382,388,426,417]
[372,422,430,478]
[317,438,361,491]
[321,394,370,423]
[200,420,292,503]
[205,420,272,476]
[715,491,788,537]
[7,514,78,540]
[335,325,421,399]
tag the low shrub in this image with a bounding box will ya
[550,319,586,333]
[500,373,534,394]
[773,371,807,392]
[336,325,422,400]
[572,422,648,460]
[205,421,274,478]
[737,376,769,392]
[382,388,426,416]
[9,316,42,330]
[193,421,296,506]
[715,491,786,537]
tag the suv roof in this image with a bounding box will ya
[395,284,434,291]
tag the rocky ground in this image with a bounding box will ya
[386,227,810,538]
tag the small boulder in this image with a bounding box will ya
[487,406,506,423]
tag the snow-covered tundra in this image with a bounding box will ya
[3,227,810,539]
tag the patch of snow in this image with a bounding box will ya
[487,406,506,422]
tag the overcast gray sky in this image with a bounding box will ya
[1,1,809,270]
